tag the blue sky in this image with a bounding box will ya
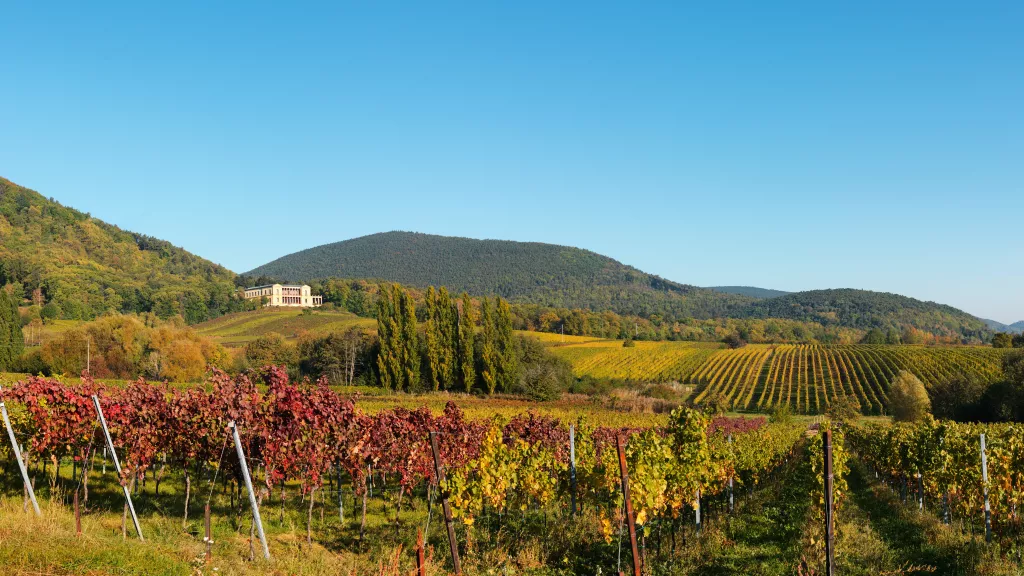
[2,1,1022,323]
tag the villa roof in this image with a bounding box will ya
[244,284,306,290]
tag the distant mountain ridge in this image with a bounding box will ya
[741,288,991,341]
[984,319,1024,334]
[246,231,992,341]
[708,286,790,299]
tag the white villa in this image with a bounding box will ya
[243,284,323,308]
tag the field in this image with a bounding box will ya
[195,308,376,347]
[20,318,84,348]
[535,334,1008,415]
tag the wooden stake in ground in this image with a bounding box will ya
[823,429,835,576]
[615,435,641,576]
[0,385,40,515]
[74,489,82,535]
[429,431,462,576]
[204,503,212,565]
[570,424,577,517]
[93,395,143,541]
[416,528,426,576]
[229,421,270,560]
[981,433,992,543]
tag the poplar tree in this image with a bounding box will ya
[437,287,457,389]
[399,285,419,389]
[458,292,476,393]
[495,296,518,392]
[424,286,443,391]
[479,297,498,394]
[375,284,401,390]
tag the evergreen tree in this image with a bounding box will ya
[458,292,476,392]
[0,290,24,370]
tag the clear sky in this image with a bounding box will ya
[2,2,1022,323]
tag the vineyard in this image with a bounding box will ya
[848,420,1024,553]
[196,308,376,347]
[543,337,1008,415]
[0,369,1022,574]
[547,339,721,382]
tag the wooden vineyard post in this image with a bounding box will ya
[615,435,642,576]
[338,468,344,523]
[570,424,577,517]
[93,395,143,541]
[429,431,462,575]
[695,489,701,532]
[981,433,991,543]
[728,434,734,514]
[823,429,835,576]
[941,434,950,524]
[0,385,40,516]
[229,421,270,560]
[204,503,212,565]
[74,489,82,535]
[416,528,426,576]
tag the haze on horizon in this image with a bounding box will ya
[1,2,1021,323]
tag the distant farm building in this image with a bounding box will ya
[243,284,323,308]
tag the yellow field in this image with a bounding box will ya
[516,330,609,346]
[534,335,724,381]
[352,391,669,427]
[195,308,375,347]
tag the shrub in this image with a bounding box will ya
[1003,350,1024,387]
[722,333,747,349]
[929,374,986,421]
[512,335,573,400]
[643,383,681,401]
[993,332,1014,348]
[243,332,297,370]
[769,404,792,424]
[826,395,860,422]
[888,370,931,422]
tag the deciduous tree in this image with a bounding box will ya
[888,370,931,422]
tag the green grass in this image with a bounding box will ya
[21,318,85,349]
[195,308,376,347]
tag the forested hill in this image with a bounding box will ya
[244,231,757,319]
[707,286,790,299]
[0,177,241,323]
[738,289,991,341]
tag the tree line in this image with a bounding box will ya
[991,332,1024,349]
[375,284,560,397]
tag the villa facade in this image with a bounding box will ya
[243,284,323,308]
